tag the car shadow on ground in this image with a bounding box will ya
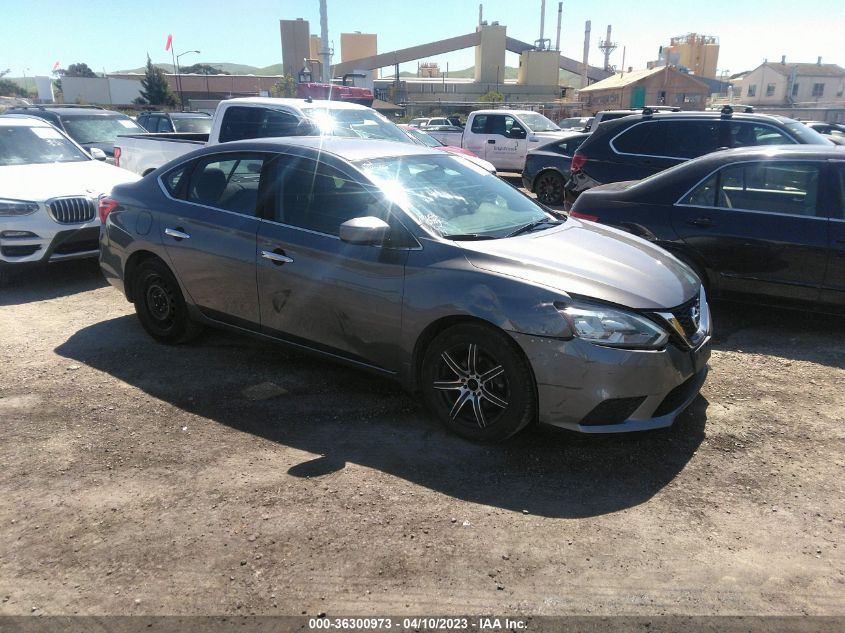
[56,315,708,519]
[0,259,107,307]
[710,301,845,369]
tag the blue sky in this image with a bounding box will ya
[2,0,841,78]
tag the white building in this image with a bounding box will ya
[739,58,845,107]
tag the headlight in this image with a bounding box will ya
[0,199,39,217]
[557,302,669,350]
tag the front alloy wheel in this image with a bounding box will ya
[421,323,536,442]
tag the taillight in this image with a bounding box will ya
[113,146,121,167]
[98,196,119,224]
[571,151,587,172]
[569,210,599,222]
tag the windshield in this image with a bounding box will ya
[404,127,444,148]
[356,154,554,238]
[0,124,89,165]
[173,117,212,134]
[302,107,413,144]
[781,120,833,145]
[60,115,146,144]
[519,112,561,133]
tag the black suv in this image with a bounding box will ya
[136,111,212,134]
[1,104,146,161]
[566,106,833,200]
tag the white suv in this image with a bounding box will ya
[0,116,139,281]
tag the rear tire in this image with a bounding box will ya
[133,259,201,344]
[534,170,566,205]
[421,323,536,442]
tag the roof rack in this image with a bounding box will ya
[720,104,754,116]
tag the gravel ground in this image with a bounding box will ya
[0,259,843,617]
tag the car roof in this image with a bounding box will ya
[7,106,125,117]
[471,109,544,116]
[204,136,441,161]
[0,114,56,127]
[704,145,845,159]
[224,97,372,111]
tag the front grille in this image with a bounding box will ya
[672,294,701,340]
[48,197,96,224]
[580,396,647,426]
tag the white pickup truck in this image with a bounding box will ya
[115,97,413,175]
[424,109,572,172]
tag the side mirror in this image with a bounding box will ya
[339,216,390,245]
[510,126,527,139]
[90,148,108,161]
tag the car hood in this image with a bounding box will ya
[459,218,698,309]
[0,160,140,201]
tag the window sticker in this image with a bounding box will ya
[31,127,63,139]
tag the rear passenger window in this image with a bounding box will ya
[162,164,189,197]
[186,153,266,215]
[662,120,723,158]
[714,161,822,217]
[470,115,488,133]
[612,122,658,155]
[219,106,302,143]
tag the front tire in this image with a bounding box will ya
[133,259,201,344]
[421,323,537,442]
[534,170,566,205]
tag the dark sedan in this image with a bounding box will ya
[521,133,589,205]
[570,146,845,312]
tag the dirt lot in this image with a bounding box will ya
[0,259,843,617]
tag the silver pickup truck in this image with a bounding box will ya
[115,97,411,175]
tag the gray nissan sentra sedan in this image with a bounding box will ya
[99,137,711,442]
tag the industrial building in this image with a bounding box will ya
[651,33,720,79]
[577,66,710,111]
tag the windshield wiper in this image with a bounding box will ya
[505,217,562,238]
[442,233,496,241]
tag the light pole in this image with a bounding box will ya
[175,49,200,110]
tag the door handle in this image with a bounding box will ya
[487,139,496,144]
[687,217,712,228]
[261,249,294,265]
[165,227,190,240]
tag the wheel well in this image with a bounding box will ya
[663,245,712,293]
[411,315,537,397]
[124,250,167,302]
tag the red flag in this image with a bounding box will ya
[165,34,173,51]
[52,61,60,71]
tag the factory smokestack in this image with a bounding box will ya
[555,2,562,51]
[479,3,483,26]
[539,0,546,46]
[581,20,591,89]
[319,0,331,82]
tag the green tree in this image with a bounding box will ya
[271,74,297,98]
[135,55,177,107]
[478,90,505,103]
[0,78,25,97]
[180,63,228,75]
[61,63,98,78]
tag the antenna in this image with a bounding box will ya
[598,24,617,72]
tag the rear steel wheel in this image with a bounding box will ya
[133,259,201,344]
